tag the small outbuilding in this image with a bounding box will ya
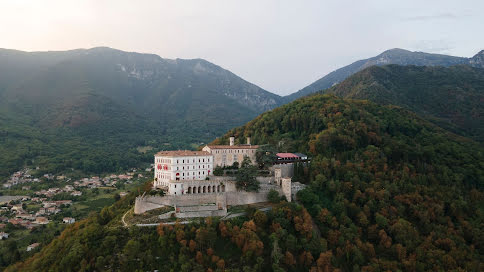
[63,217,75,224]
[27,243,40,251]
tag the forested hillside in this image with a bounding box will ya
[285,48,484,102]
[324,64,484,141]
[9,94,483,271]
[0,47,282,179]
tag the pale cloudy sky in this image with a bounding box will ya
[0,0,483,95]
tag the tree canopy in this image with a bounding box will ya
[235,156,260,192]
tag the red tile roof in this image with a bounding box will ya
[276,153,299,158]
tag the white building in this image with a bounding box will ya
[27,243,40,251]
[0,232,9,240]
[153,150,214,195]
[63,217,75,224]
[202,137,259,167]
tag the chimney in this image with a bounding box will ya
[229,136,235,146]
[247,137,251,145]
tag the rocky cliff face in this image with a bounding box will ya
[469,50,484,68]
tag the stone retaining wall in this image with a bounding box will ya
[135,176,288,215]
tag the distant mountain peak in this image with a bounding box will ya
[469,50,484,68]
[284,48,480,102]
[380,48,411,54]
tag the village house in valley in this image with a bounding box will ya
[0,232,9,240]
[27,243,40,252]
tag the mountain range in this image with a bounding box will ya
[285,48,484,102]
[0,47,282,177]
[0,47,281,127]
[1,46,483,179]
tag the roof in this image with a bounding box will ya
[276,153,299,158]
[155,150,212,157]
[205,145,259,150]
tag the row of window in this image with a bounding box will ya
[176,158,210,164]
[155,180,169,187]
[156,173,171,180]
[179,165,210,170]
[222,154,240,161]
[157,164,212,173]
[214,149,255,154]
[155,158,172,164]
[181,171,206,176]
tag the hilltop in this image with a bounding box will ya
[284,48,484,102]
[8,94,483,271]
[323,64,484,141]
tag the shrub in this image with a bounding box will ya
[268,189,281,203]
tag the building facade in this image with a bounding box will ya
[202,137,259,167]
[153,150,214,195]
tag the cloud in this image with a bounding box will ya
[411,40,455,54]
[403,13,458,21]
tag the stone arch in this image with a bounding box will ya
[187,187,192,194]
[212,185,216,193]
[203,186,206,193]
[198,186,201,194]
[217,185,220,192]
[221,185,225,192]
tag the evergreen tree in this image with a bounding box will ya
[235,156,260,192]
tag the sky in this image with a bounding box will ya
[0,0,483,95]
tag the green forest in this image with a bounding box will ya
[0,47,280,181]
[325,64,484,141]
[8,94,483,271]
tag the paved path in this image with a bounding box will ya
[121,208,131,227]
[136,221,190,227]
[129,206,273,227]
